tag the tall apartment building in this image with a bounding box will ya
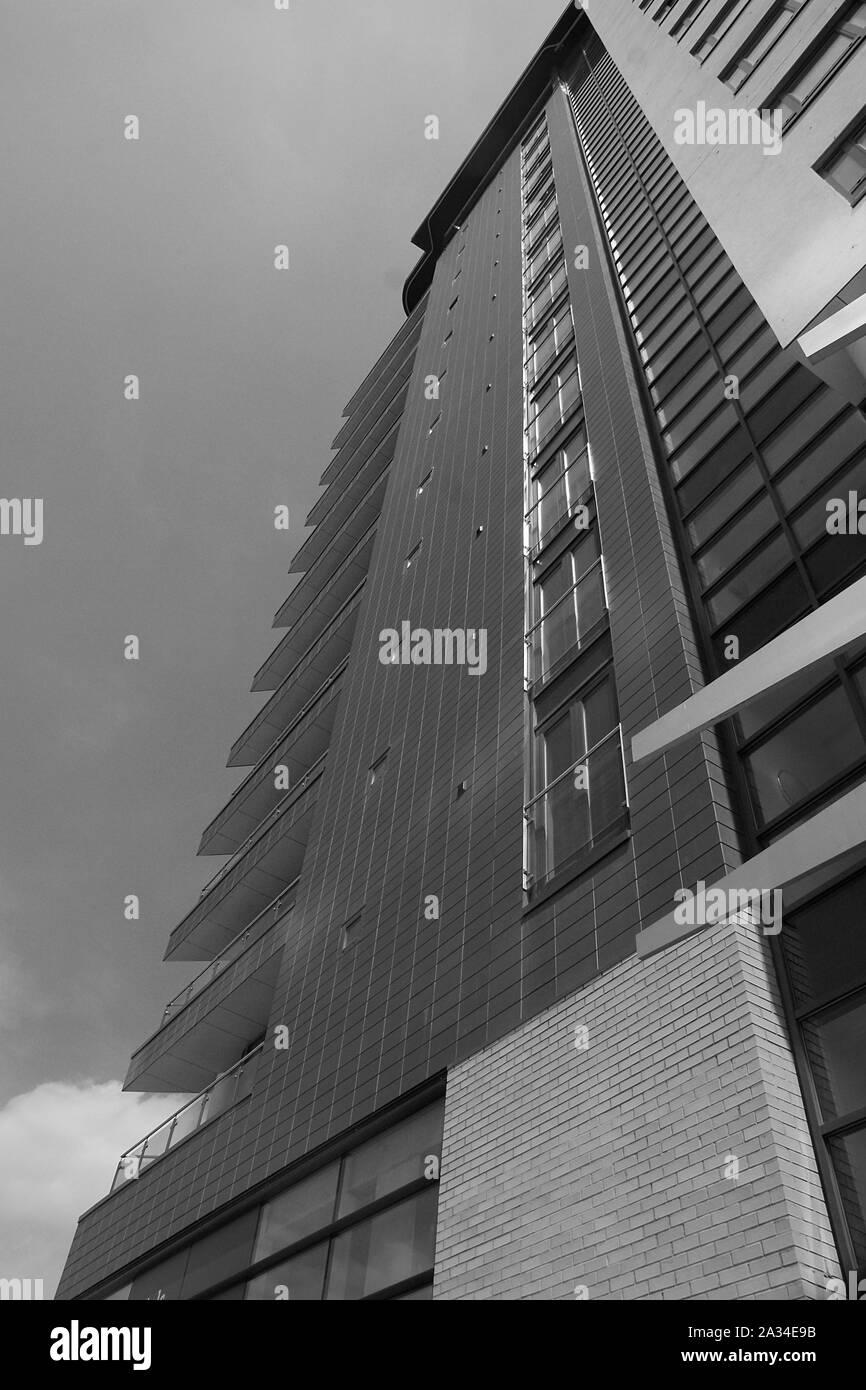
[58,1,866,1300]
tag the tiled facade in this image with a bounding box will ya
[58,2,866,1300]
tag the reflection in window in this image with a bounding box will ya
[337,1102,444,1218]
[526,431,592,554]
[245,1243,329,1302]
[744,684,866,824]
[326,1188,439,1300]
[526,678,626,887]
[803,989,866,1122]
[528,535,605,682]
[526,360,581,456]
[254,1164,339,1263]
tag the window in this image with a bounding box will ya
[526,355,581,456]
[695,492,778,587]
[690,0,742,59]
[254,1165,340,1261]
[672,0,712,38]
[525,263,569,328]
[526,427,592,554]
[528,531,605,683]
[246,1244,329,1302]
[337,1102,444,1217]
[341,911,363,951]
[183,1211,259,1299]
[772,2,866,125]
[744,684,866,824]
[326,1188,439,1300]
[526,298,574,384]
[526,224,564,287]
[817,109,866,203]
[368,749,389,786]
[525,676,627,888]
[722,0,809,91]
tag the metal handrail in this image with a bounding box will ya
[112,1042,265,1189]
[525,466,592,550]
[524,557,605,642]
[198,752,327,899]
[161,887,297,1022]
[523,727,624,817]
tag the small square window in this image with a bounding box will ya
[816,109,866,204]
[342,912,364,951]
[368,750,389,788]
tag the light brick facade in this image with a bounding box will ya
[434,919,841,1301]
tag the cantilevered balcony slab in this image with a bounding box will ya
[307,394,405,530]
[198,682,339,857]
[125,908,291,1093]
[165,769,321,961]
[228,588,361,768]
[252,580,364,694]
[273,523,375,632]
[330,313,423,454]
[288,470,389,576]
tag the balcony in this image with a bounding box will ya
[166,763,323,960]
[198,686,339,856]
[198,754,325,899]
[288,469,389,577]
[525,559,607,688]
[251,581,364,696]
[523,729,628,892]
[228,587,362,768]
[111,1044,264,1193]
[525,447,592,560]
[329,300,425,458]
[308,388,407,528]
[124,899,292,1092]
[273,522,376,633]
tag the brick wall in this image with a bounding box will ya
[434,917,840,1301]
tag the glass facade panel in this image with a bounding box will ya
[686,461,762,549]
[803,990,866,1121]
[337,1102,444,1218]
[183,1210,259,1299]
[828,1128,866,1263]
[696,492,777,586]
[706,531,789,624]
[326,1189,439,1300]
[783,868,866,1008]
[254,1163,340,1262]
[744,685,865,824]
[245,1243,329,1302]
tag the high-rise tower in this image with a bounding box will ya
[59,1,866,1301]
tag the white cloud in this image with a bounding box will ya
[0,1080,183,1299]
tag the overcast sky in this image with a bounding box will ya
[0,0,565,1297]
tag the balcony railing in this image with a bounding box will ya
[110,1043,264,1193]
[160,883,297,1025]
[525,559,607,687]
[198,752,327,899]
[523,729,628,891]
[525,451,592,557]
